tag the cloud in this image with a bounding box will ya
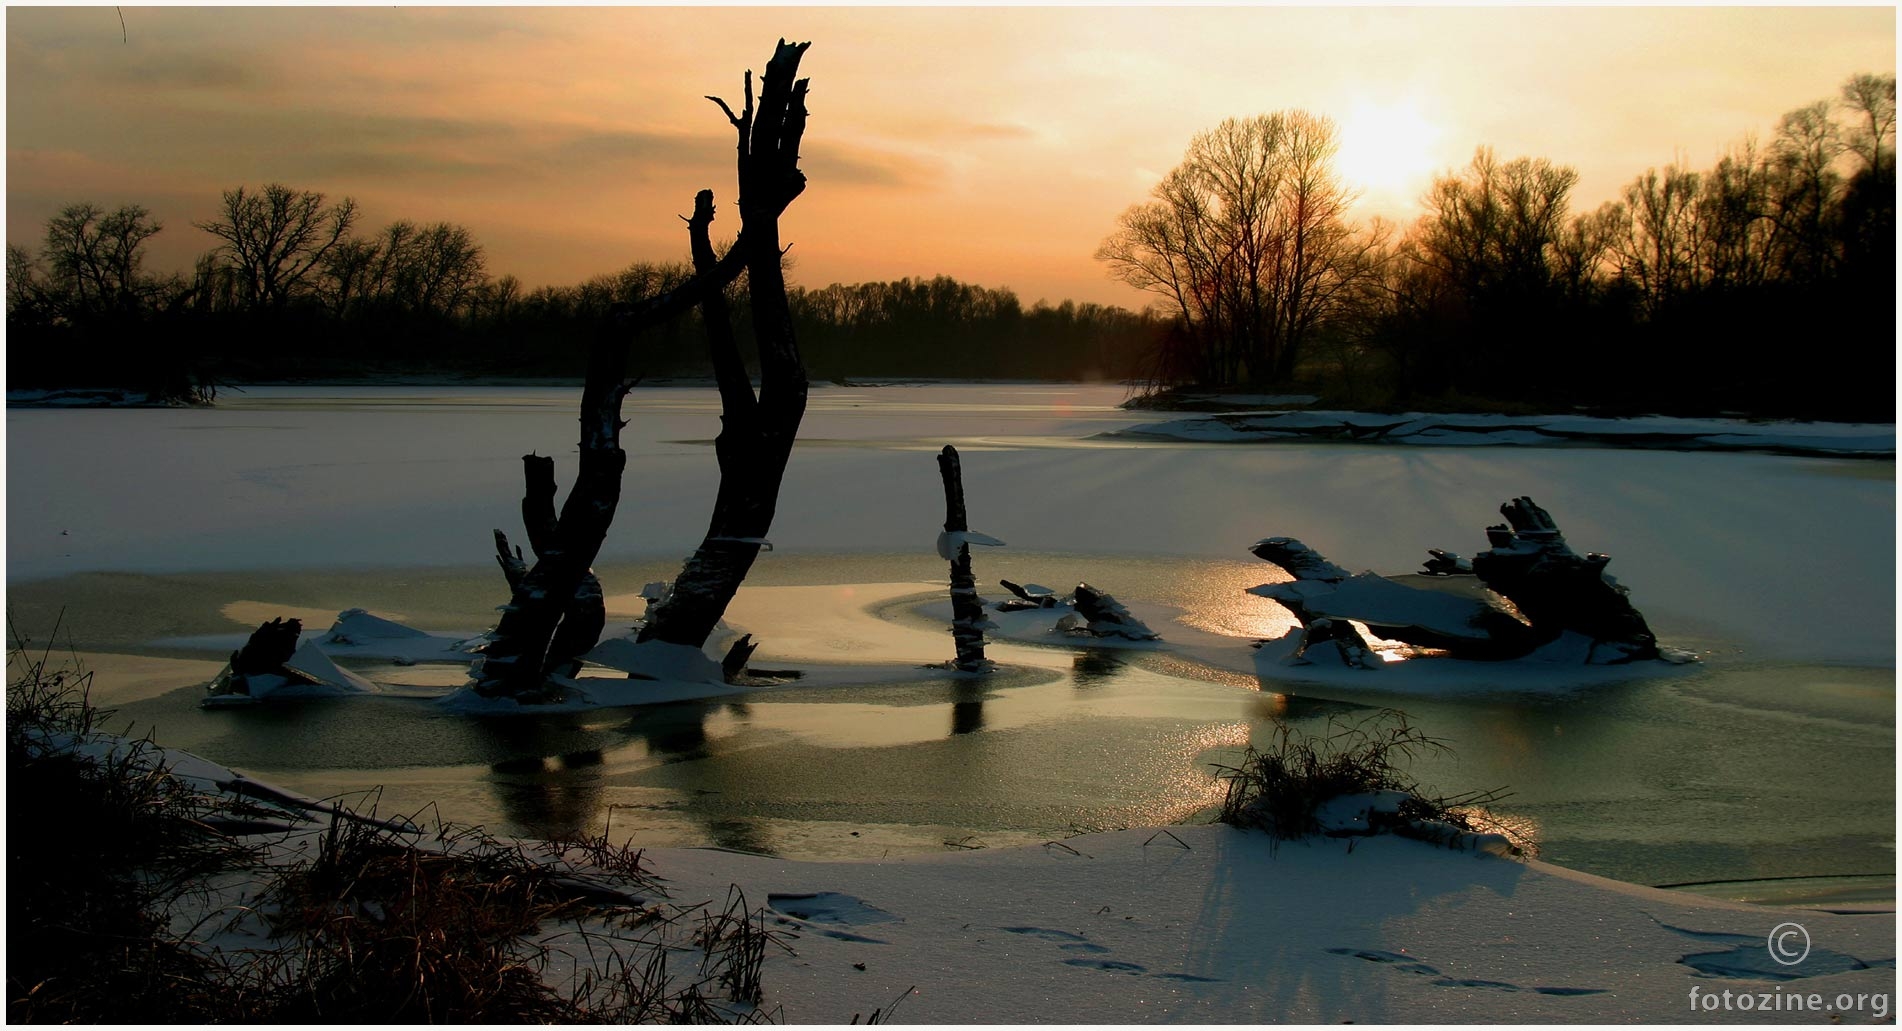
[296,149,523,185]
[101,52,267,92]
[552,130,731,173]
[549,129,933,189]
[802,141,934,188]
[875,117,1037,144]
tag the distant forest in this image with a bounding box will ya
[1100,73,1895,420]
[7,73,1893,419]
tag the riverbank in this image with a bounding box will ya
[20,720,1896,1023]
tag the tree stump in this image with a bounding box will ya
[938,445,993,672]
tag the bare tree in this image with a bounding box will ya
[1614,163,1703,313]
[402,222,487,317]
[1840,72,1897,175]
[1765,101,1844,283]
[1416,147,1578,299]
[1097,110,1365,387]
[315,236,383,317]
[1694,138,1779,291]
[37,203,164,318]
[195,183,357,310]
[472,40,813,701]
[1551,201,1623,300]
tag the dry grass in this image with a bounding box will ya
[5,629,828,1023]
[7,621,262,1021]
[1213,709,1534,856]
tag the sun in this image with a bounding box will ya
[1334,99,1445,212]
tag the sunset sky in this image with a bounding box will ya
[6,6,1894,309]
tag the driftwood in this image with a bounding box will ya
[997,579,1061,611]
[937,445,993,672]
[230,617,302,676]
[1070,583,1160,640]
[1250,496,1661,665]
[1468,497,1658,661]
[207,617,380,703]
[473,41,813,701]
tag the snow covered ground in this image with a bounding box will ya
[65,730,1900,1023]
[657,827,1895,1023]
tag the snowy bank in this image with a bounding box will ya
[1106,410,1896,458]
[43,727,1897,1024]
[648,825,1895,1023]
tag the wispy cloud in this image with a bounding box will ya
[98,52,269,92]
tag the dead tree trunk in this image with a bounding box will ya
[472,321,637,700]
[490,454,606,682]
[639,41,813,652]
[472,40,813,701]
[938,445,991,672]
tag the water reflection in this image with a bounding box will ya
[475,711,618,838]
[486,748,607,840]
[616,701,726,761]
[1071,649,1126,684]
[950,682,986,735]
[474,701,735,841]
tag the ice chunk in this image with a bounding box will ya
[582,636,726,684]
[280,641,382,695]
[324,607,429,644]
[936,529,1006,560]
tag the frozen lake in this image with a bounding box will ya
[6,383,1894,897]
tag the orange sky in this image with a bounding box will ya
[6,6,1894,309]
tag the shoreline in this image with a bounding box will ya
[13,566,1893,905]
[36,720,1902,1024]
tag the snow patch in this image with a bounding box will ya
[582,636,727,684]
[1110,410,1895,457]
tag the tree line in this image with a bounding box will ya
[7,190,1163,400]
[1099,73,1895,419]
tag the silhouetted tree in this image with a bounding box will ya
[1097,110,1367,387]
[639,42,815,654]
[1764,102,1845,285]
[195,183,357,310]
[1614,163,1703,314]
[1840,73,1896,176]
[32,203,165,320]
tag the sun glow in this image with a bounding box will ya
[1335,98,1445,214]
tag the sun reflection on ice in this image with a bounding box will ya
[1169,561,1302,642]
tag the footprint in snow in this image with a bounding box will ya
[768,892,897,945]
[1004,926,1224,983]
[1064,958,1146,974]
[1325,947,1606,997]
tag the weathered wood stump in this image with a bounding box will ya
[1071,583,1160,640]
[231,617,302,676]
[1467,496,1659,663]
[997,579,1061,611]
[938,445,993,673]
[1250,496,1662,665]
